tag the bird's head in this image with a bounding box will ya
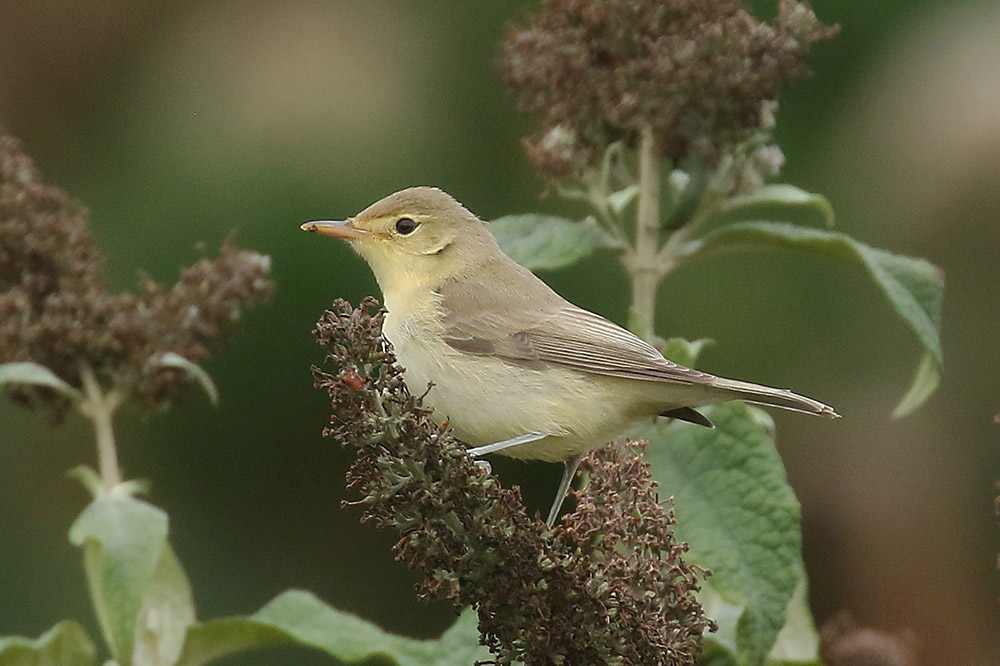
[302,187,497,294]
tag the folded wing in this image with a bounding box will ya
[435,260,837,418]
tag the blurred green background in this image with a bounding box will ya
[1,1,997,664]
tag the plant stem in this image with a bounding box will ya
[587,187,632,252]
[627,126,663,342]
[79,363,122,491]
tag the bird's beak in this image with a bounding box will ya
[300,219,369,241]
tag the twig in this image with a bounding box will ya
[78,363,123,491]
[625,126,663,342]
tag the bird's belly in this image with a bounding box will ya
[391,335,650,463]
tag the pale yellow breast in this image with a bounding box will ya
[382,289,657,462]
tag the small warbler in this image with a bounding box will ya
[303,187,837,525]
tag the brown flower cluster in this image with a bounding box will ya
[0,128,273,412]
[313,298,714,665]
[501,0,838,178]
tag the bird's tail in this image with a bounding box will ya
[709,376,839,418]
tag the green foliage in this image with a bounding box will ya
[635,402,808,666]
[67,495,176,665]
[132,545,196,666]
[176,591,490,666]
[698,579,823,666]
[606,184,639,215]
[892,352,941,419]
[3,491,489,666]
[0,622,96,666]
[689,221,944,415]
[489,214,610,271]
[0,362,83,403]
[768,581,822,664]
[710,185,835,229]
[150,353,220,406]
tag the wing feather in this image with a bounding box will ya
[435,266,705,384]
[433,259,837,418]
[515,307,710,383]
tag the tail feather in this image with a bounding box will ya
[709,376,839,418]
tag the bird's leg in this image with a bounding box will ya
[546,454,583,528]
[466,432,548,457]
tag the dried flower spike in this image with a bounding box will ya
[501,0,838,178]
[0,127,274,412]
[313,298,714,665]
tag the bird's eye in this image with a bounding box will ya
[394,217,418,235]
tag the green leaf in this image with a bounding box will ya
[697,586,741,663]
[636,402,804,666]
[68,495,169,665]
[176,590,490,666]
[151,353,219,405]
[132,544,196,666]
[0,362,83,402]
[711,185,835,228]
[67,466,104,499]
[690,222,944,413]
[606,184,639,215]
[768,579,820,663]
[489,214,607,271]
[891,351,940,418]
[0,621,96,666]
[699,579,822,666]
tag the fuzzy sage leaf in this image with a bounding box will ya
[712,185,835,228]
[489,214,609,270]
[175,590,490,666]
[0,362,83,402]
[688,222,944,415]
[151,353,219,406]
[68,495,170,665]
[767,580,822,663]
[132,544,196,666]
[0,621,96,666]
[891,351,940,419]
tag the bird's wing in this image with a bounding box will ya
[436,268,708,385]
[435,260,838,418]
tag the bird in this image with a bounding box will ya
[302,186,837,526]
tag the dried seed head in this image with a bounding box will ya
[501,0,838,179]
[313,298,715,665]
[0,127,274,413]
